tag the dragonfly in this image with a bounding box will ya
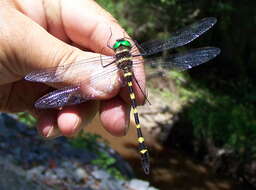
[25,17,221,175]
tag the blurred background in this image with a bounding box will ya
[8,0,256,190]
[94,0,256,189]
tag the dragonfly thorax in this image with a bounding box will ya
[114,44,133,71]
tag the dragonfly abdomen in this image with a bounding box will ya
[124,71,150,175]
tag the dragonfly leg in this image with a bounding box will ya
[132,73,151,105]
[100,54,104,67]
[102,59,116,68]
[106,26,114,50]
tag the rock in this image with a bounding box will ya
[91,170,110,180]
[128,179,150,190]
[74,168,88,182]
[0,158,51,190]
[26,166,45,179]
[0,113,158,190]
[147,187,159,190]
[99,179,124,190]
[62,161,76,170]
[44,170,58,180]
[53,168,68,180]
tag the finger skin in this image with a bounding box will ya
[57,101,98,137]
[37,110,58,138]
[37,101,99,138]
[0,0,145,137]
[100,96,130,137]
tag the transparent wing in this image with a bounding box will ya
[33,65,121,109]
[25,55,115,83]
[33,48,220,109]
[132,17,217,56]
[25,17,217,83]
[133,47,221,71]
[34,87,88,109]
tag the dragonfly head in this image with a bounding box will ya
[113,39,132,50]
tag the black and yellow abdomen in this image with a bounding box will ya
[113,38,150,175]
[124,71,150,175]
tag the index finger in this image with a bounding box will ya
[61,0,146,104]
[61,0,124,55]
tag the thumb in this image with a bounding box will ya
[0,8,120,98]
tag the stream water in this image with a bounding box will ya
[85,116,244,190]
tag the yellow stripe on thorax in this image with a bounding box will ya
[115,48,130,54]
[115,57,132,65]
[124,72,132,77]
[136,124,141,128]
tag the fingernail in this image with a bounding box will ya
[45,126,62,139]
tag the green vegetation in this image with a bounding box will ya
[17,112,37,127]
[168,71,256,160]
[69,132,125,179]
[69,132,101,150]
[91,151,125,180]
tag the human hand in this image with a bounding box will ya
[0,0,145,138]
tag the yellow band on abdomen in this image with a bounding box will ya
[130,93,135,99]
[140,149,148,154]
[138,137,145,143]
[132,108,138,113]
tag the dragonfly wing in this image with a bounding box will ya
[35,86,89,109]
[34,64,121,109]
[25,67,65,83]
[25,55,115,83]
[133,47,221,71]
[133,17,217,56]
[162,47,220,71]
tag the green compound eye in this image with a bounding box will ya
[113,40,132,49]
[121,40,132,47]
[113,41,121,49]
